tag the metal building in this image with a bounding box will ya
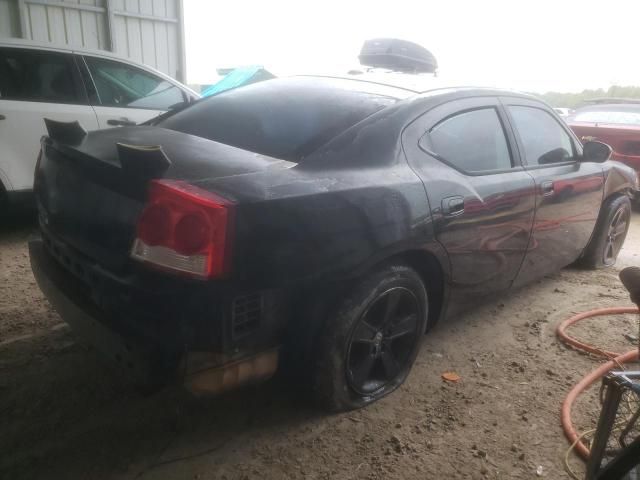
[0,0,186,82]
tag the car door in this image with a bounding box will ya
[502,98,605,288]
[79,54,188,128]
[0,47,99,193]
[403,96,536,306]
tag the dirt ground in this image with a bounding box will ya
[1,212,639,480]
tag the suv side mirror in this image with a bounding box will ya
[582,141,612,163]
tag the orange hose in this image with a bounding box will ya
[557,307,638,359]
[556,306,639,460]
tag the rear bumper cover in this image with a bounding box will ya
[29,237,284,392]
[30,239,172,386]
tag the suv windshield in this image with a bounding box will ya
[157,77,402,161]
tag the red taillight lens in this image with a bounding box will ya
[131,180,234,279]
[137,204,171,246]
[174,212,211,255]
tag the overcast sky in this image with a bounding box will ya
[183,0,640,93]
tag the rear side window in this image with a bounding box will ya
[157,78,398,161]
[421,108,512,173]
[0,48,81,104]
[84,56,185,110]
[509,106,574,166]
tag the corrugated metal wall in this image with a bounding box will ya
[0,0,186,82]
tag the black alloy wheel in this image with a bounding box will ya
[579,195,631,269]
[346,287,420,396]
[603,205,629,266]
[313,264,428,411]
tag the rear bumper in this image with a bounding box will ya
[30,239,177,386]
[29,237,285,393]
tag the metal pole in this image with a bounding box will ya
[104,0,116,52]
[176,0,187,84]
[586,375,625,479]
[16,0,28,39]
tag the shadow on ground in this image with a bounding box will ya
[0,329,323,480]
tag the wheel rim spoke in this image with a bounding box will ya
[351,320,377,344]
[380,350,401,379]
[605,240,614,262]
[349,354,376,388]
[388,314,418,340]
[614,222,627,236]
[382,289,402,326]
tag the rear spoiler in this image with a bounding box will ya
[116,143,171,178]
[44,118,87,145]
[43,118,171,179]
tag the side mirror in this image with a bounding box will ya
[582,141,612,163]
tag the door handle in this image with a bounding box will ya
[442,196,465,217]
[0,114,6,120]
[107,118,136,127]
[541,180,554,196]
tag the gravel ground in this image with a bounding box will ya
[1,212,639,480]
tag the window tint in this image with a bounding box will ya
[509,106,574,165]
[157,77,398,161]
[423,108,512,173]
[84,57,184,110]
[0,48,80,103]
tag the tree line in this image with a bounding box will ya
[537,85,640,108]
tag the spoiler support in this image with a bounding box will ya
[43,118,87,145]
[116,143,171,178]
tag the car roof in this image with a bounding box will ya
[0,37,136,61]
[296,74,536,102]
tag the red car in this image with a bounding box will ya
[567,104,640,173]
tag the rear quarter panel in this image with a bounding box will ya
[198,165,435,289]
[192,112,441,290]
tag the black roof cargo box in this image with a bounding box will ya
[359,38,437,74]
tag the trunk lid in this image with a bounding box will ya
[36,126,289,271]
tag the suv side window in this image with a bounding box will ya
[0,48,82,104]
[420,108,513,173]
[84,56,185,110]
[508,106,574,166]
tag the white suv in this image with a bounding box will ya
[0,39,198,209]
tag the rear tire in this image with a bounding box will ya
[0,182,8,220]
[580,195,631,269]
[312,264,428,412]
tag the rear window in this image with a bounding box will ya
[157,78,400,161]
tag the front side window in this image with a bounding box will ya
[421,108,512,173]
[509,106,574,166]
[0,48,80,103]
[84,57,184,110]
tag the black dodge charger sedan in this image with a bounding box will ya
[29,76,638,411]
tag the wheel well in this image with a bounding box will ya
[0,179,7,209]
[283,249,446,370]
[394,250,445,330]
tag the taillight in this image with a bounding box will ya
[131,180,234,279]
